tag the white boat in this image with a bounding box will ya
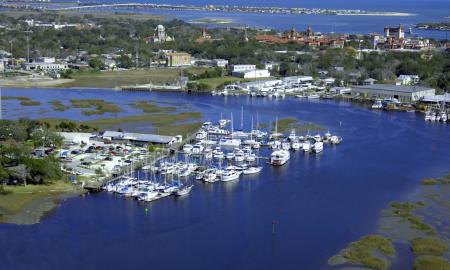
[245,153,256,162]
[195,131,207,140]
[424,110,432,121]
[182,144,193,154]
[234,150,245,162]
[220,170,240,182]
[313,141,324,153]
[138,190,159,202]
[219,119,229,128]
[307,94,320,99]
[174,185,193,196]
[226,152,235,160]
[204,148,213,159]
[282,142,291,151]
[270,149,290,166]
[219,138,241,147]
[313,134,322,142]
[330,136,342,144]
[243,166,262,175]
[291,141,301,151]
[430,114,437,121]
[203,169,218,183]
[192,144,204,155]
[439,112,447,122]
[302,141,312,152]
[268,140,281,149]
[288,130,297,141]
[371,100,383,109]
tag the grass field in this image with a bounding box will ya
[61,68,209,88]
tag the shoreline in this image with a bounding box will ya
[0,182,85,225]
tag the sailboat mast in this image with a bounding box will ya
[241,106,243,130]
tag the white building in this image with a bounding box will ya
[351,84,435,103]
[231,64,256,73]
[0,61,4,72]
[24,62,68,71]
[330,87,352,95]
[397,75,420,85]
[213,59,229,68]
[59,132,93,145]
[233,69,271,79]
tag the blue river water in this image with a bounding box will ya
[1,87,450,269]
[67,0,450,39]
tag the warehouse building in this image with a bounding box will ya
[165,52,191,67]
[351,84,435,103]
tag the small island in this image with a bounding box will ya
[416,22,450,31]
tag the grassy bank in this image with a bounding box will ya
[329,173,450,269]
[87,112,203,135]
[0,181,83,225]
[60,68,208,89]
[50,100,70,111]
[132,101,176,113]
[272,117,326,133]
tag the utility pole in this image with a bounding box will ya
[26,36,30,63]
[135,43,139,69]
[0,87,2,121]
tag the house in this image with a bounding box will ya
[363,78,377,85]
[36,57,55,64]
[397,75,420,85]
[102,59,117,70]
[213,59,229,68]
[351,84,435,103]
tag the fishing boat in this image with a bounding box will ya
[282,142,291,151]
[270,149,290,166]
[371,99,383,109]
[439,111,447,122]
[243,166,262,175]
[307,94,320,99]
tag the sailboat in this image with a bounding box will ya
[220,112,241,147]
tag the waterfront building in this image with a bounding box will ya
[233,69,271,79]
[165,52,192,67]
[351,84,435,103]
[23,62,68,71]
[363,78,377,85]
[59,132,93,145]
[101,131,179,145]
[213,59,228,68]
[231,64,256,73]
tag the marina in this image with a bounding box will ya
[101,115,343,203]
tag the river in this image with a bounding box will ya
[1,87,450,269]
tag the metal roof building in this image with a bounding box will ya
[102,131,176,145]
[351,84,435,103]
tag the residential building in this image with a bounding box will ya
[213,59,229,68]
[351,84,435,103]
[37,57,55,63]
[397,74,420,85]
[384,25,405,39]
[165,52,192,67]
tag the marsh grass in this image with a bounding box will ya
[70,99,123,115]
[413,255,450,270]
[411,238,448,256]
[50,100,69,111]
[132,101,176,113]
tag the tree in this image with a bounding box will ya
[88,57,104,70]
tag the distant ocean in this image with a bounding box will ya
[72,0,450,39]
